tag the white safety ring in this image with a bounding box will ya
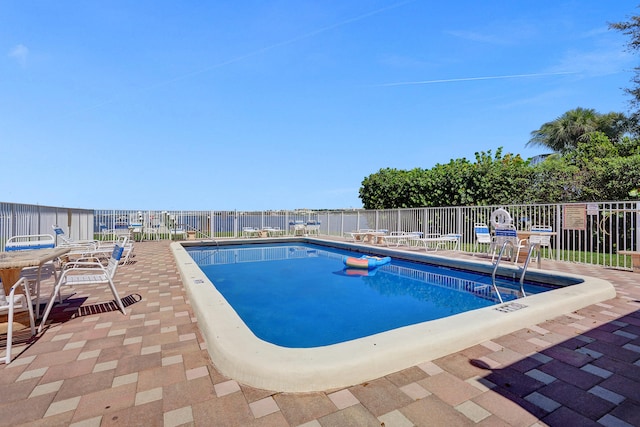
[490,208,512,228]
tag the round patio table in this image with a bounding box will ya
[0,247,70,304]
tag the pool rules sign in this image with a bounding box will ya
[563,204,588,230]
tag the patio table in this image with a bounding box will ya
[516,230,557,240]
[0,247,70,316]
[365,231,387,244]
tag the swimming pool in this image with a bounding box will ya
[172,237,616,392]
[186,243,564,348]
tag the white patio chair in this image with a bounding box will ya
[289,221,306,236]
[242,227,261,238]
[38,239,128,333]
[473,223,492,254]
[305,221,321,236]
[1,277,36,364]
[528,225,554,258]
[492,225,528,263]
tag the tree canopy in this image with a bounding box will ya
[359,9,640,210]
[610,9,640,132]
[359,120,640,209]
[526,108,628,153]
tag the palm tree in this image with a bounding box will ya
[527,108,628,154]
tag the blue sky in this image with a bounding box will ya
[1,1,636,211]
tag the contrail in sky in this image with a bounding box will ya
[373,71,579,87]
[154,0,417,88]
[68,0,416,115]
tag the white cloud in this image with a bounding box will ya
[8,44,29,67]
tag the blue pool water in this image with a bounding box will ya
[186,243,556,348]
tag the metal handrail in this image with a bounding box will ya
[491,241,515,303]
[519,243,541,293]
[492,241,542,304]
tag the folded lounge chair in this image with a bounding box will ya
[379,231,423,247]
[52,225,99,250]
[409,233,461,252]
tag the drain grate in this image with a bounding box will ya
[494,302,528,313]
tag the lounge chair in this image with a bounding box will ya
[242,227,261,238]
[346,229,374,242]
[1,277,36,364]
[379,231,423,247]
[38,239,128,332]
[52,225,99,250]
[5,234,55,251]
[263,227,285,237]
[409,233,461,252]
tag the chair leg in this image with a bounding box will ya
[107,279,127,315]
[3,280,37,364]
[38,282,63,333]
[22,280,36,337]
[4,298,14,364]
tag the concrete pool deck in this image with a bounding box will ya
[0,239,639,426]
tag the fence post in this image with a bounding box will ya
[636,202,640,252]
[555,203,562,261]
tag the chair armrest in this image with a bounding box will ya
[60,266,108,277]
[63,260,104,270]
[8,277,34,301]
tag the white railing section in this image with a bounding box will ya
[1,201,638,271]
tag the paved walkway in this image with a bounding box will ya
[1,241,639,426]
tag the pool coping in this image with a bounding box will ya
[171,238,617,392]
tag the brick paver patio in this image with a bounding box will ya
[1,240,639,426]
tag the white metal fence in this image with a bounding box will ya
[1,201,638,271]
[0,202,93,250]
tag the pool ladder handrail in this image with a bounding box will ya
[519,243,541,288]
[491,241,540,303]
